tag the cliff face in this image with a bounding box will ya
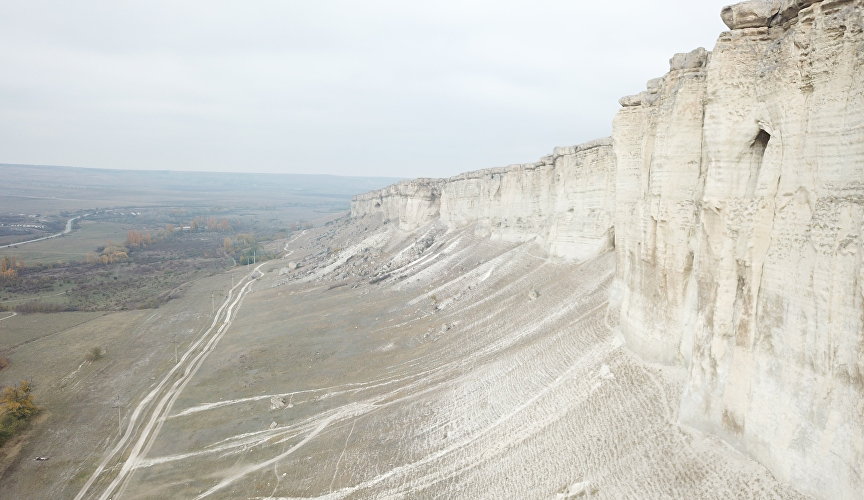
[612,47,710,365]
[351,179,444,231]
[684,2,864,496]
[353,139,616,260]
[350,1,863,497]
[614,1,864,497]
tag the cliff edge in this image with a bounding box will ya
[351,1,863,498]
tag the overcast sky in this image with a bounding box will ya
[0,1,727,178]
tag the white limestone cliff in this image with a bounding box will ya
[350,1,863,497]
[352,139,616,260]
[684,2,864,497]
[351,179,443,231]
[615,1,863,497]
[613,46,709,365]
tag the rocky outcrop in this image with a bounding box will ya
[721,0,784,29]
[352,139,616,260]
[721,0,823,29]
[351,179,444,231]
[351,1,863,497]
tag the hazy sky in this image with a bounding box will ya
[0,1,726,178]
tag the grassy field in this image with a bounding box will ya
[0,163,390,345]
[0,204,344,312]
[0,311,107,352]
[0,163,399,494]
[0,273,234,495]
[0,220,131,265]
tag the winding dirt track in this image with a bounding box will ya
[73,262,265,500]
[0,214,86,249]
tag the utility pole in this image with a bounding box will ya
[111,396,122,434]
[210,291,215,315]
[170,334,179,364]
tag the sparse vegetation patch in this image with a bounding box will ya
[85,346,104,362]
[0,380,39,449]
[1,209,284,312]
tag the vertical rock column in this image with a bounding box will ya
[612,48,709,364]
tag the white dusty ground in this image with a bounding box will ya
[90,216,808,499]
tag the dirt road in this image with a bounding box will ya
[73,262,266,500]
[0,214,87,249]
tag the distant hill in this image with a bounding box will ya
[0,163,401,209]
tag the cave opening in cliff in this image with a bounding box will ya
[753,129,771,154]
[747,128,771,195]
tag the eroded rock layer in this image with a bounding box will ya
[353,139,615,260]
[351,1,863,497]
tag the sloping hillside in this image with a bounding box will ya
[110,217,804,498]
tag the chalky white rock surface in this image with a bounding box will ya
[353,140,616,260]
[684,2,864,498]
[612,46,709,365]
[613,2,863,498]
[351,179,443,231]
